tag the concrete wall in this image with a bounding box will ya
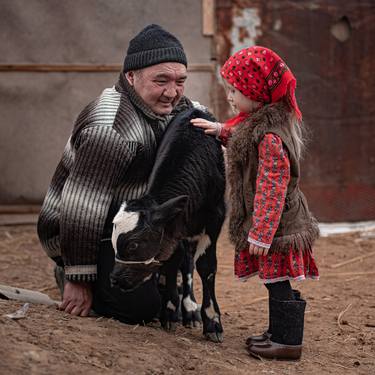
[0,0,213,203]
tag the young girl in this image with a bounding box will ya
[191,46,319,360]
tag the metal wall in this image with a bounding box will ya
[0,0,213,204]
[1,0,374,222]
[214,0,375,221]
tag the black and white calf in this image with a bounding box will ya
[110,108,226,342]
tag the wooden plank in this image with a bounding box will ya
[0,63,214,73]
[0,64,120,72]
[324,271,375,277]
[330,250,375,269]
[202,0,215,36]
[0,284,59,306]
[0,214,38,226]
[0,205,41,214]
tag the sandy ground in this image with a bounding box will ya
[0,224,374,375]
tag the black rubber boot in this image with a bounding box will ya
[248,297,306,360]
[270,297,306,346]
[292,289,301,300]
[246,289,301,347]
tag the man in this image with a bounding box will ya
[37,24,196,323]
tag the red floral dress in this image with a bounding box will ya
[221,130,319,284]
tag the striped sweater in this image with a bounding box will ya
[37,73,194,282]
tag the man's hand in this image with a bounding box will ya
[249,243,269,257]
[59,281,93,317]
[190,118,222,137]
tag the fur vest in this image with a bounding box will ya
[226,102,319,254]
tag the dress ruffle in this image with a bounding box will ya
[234,247,319,283]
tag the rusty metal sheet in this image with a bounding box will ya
[214,0,375,221]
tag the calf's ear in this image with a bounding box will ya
[151,195,188,224]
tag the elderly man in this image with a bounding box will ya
[37,24,198,323]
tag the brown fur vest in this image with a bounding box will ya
[226,102,319,254]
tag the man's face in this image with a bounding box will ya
[126,63,187,115]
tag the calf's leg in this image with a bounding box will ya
[196,242,223,343]
[180,241,202,327]
[159,242,184,331]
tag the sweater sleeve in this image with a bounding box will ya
[60,125,136,282]
[218,125,233,147]
[248,133,290,248]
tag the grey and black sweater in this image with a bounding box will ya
[37,73,194,282]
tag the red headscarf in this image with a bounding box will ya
[221,46,302,127]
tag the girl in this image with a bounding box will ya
[191,46,319,360]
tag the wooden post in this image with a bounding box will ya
[203,0,215,36]
[0,63,214,73]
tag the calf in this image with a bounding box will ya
[110,108,226,342]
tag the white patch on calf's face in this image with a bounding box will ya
[183,296,198,312]
[111,203,140,254]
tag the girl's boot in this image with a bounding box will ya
[246,289,301,347]
[248,296,306,360]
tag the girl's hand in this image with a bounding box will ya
[190,118,222,137]
[249,243,269,256]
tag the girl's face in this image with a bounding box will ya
[225,83,261,114]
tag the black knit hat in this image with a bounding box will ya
[123,24,187,72]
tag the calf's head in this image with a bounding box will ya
[110,195,188,291]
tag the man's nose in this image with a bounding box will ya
[163,84,178,98]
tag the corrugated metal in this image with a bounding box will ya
[214,0,375,221]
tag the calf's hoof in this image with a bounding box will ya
[247,341,302,360]
[205,331,223,343]
[160,300,180,332]
[204,320,224,343]
[183,309,202,328]
[185,319,201,329]
[161,320,178,332]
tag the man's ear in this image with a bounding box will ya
[150,195,188,225]
[125,71,135,86]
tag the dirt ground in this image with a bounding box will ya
[0,224,374,375]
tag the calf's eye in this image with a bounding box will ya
[128,242,138,251]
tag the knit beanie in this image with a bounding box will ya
[123,24,187,72]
